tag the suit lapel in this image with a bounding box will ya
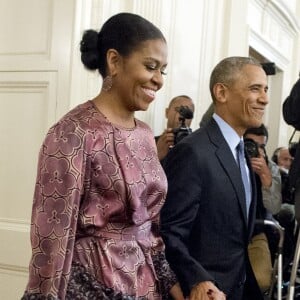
[206,119,249,227]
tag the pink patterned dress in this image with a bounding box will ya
[22,101,176,300]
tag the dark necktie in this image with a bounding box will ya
[237,140,251,217]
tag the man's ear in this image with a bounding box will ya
[165,107,169,118]
[106,49,120,76]
[213,83,228,104]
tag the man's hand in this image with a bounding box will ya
[156,128,175,160]
[189,281,226,300]
[250,154,272,188]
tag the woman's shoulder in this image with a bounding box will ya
[42,101,109,154]
[135,118,153,133]
[61,100,98,124]
[49,100,105,133]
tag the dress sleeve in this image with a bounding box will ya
[22,119,86,300]
[151,219,178,298]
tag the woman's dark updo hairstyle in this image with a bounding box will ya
[80,12,166,77]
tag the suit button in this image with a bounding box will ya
[238,281,244,288]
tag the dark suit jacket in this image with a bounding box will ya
[283,78,300,130]
[283,78,300,221]
[160,118,262,299]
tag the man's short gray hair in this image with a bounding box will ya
[209,56,262,102]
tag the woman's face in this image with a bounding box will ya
[114,39,168,112]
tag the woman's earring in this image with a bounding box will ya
[102,75,113,92]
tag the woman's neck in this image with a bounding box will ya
[93,94,135,129]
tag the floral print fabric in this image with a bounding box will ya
[22,101,174,299]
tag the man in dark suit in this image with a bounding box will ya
[160,56,269,300]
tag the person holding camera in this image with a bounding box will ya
[160,56,268,300]
[155,95,194,161]
[244,125,282,216]
[243,125,282,292]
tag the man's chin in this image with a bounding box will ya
[249,118,263,128]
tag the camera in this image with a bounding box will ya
[244,138,259,158]
[172,105,193,144]
[244,138,268,163]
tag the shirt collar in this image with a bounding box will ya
[213,113,242,158]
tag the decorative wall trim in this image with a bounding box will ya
[249,28,290,69]
[0,0,53,58]
[252,0,300,33]
[0,71,58,124]
[0,263,28,275]
[271,0,300,32]
[0,218,30,233]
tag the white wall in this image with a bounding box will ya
[247,0,300,153]
[0,0,76,298]
[69,0,300,150]
[0,0,299,298]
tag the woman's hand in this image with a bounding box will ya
[170,282,185,300]
[189,281,226,300]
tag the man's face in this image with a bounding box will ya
[166,97,194,128]
[278,148,293,170]
[218,65,268,136]
[244,133,267,157]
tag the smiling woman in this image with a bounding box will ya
[21,12,184,300]
[105,38,168,115]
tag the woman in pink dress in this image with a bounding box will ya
[22,12,183,300]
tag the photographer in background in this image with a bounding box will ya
[243,124,282,293]
[271,147,294,204]
[244,125,281,215]
[272,146,294,175]
[271,146,296,276]
[155,95,194,160]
